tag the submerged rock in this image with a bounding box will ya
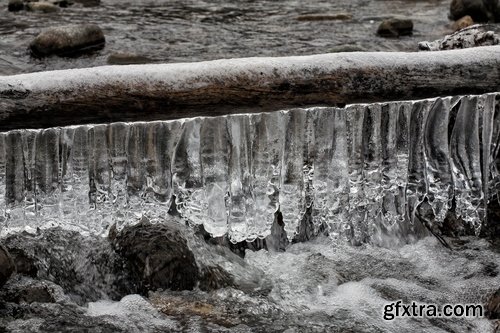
[296,13,352,21]
[73,0,100,6]
[110,220,200,293]
[30,24,105,57]
[377,18,413,37]
[0,244,14,288]
[7,0,24,11]
[449,0,500,22]
[26,2,59,13]
[106,52,154,65]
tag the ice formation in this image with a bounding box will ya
[0,93,498,243]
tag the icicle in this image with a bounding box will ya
[88,124,111,234]
[280,109,308,239]
[227,114,252,242]
[107,122,129,229]
[0,133,6,232]
[251,111,285,239]
[172,118,204,226]
[407,100,431,224]
[346,104,367,244]
[424,97,453,224]
[450,96,483,233]
[199,116,230,237]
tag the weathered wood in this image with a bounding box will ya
[1,46,500,130]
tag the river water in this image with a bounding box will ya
[0,0,452,75]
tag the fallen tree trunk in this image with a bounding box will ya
[1,46,500,130]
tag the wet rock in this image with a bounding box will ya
[418,25,500,50]
[8,248,37,277]
[30,24,105,58]
[7,0,24,11]
[377,18,413,37]
[0,276,66,304]
[452,15,475,31]
[296,13,352,21]
[72,0,100,7]
[486,288,500,319]
[449,0,500,22]
[107,52,154,65]
[0,244,15,288]
[110,220,200,293]
[3,228,133,303]
[26,2,59,13]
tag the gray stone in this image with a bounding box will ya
[110,220,200,293]
[30,24,105,58]
[0,244,14,288]
[26,2,59,13]
[377,18,413,37]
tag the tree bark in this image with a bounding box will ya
[1,46,500,130]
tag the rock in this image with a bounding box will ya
[452,15,475,31]
[72,0,100,7]
[8,247,38,277]
[486,288,500,319]
[0,276,66,304]
[0,244,15,288]
[4,228,133,303]
[296,13,352,21]
[418,25,500,51]
[107,52,154,65]
[29,24,105,58]
[26,1,59,13]
[110,220,200,293]
[377,18,413,37]
[449,0,500,22]
[7,0,24,11]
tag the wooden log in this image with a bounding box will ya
[1,46,500,130]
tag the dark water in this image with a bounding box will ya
[0,0,452,75]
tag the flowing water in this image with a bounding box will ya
[0,0,453,75]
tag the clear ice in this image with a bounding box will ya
[0,94,498,243]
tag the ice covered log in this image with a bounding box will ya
[1,46,500,130]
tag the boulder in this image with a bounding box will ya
[0,244,15,288]
[449,0,500,22]
[7,0,24,11]
[29,24,105,58]
[377,18,413,37]
[452,15,475,30]
[26,1,59,13]
[110,220,200,293]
